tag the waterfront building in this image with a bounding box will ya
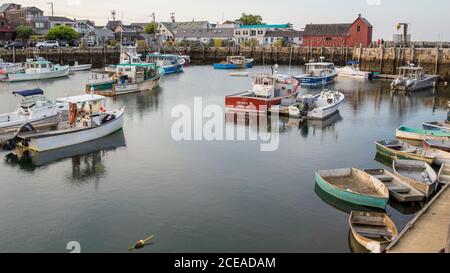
[74,20,95,38]
[303,14,373,47]
[31,16,76,36]
[234,24,293,45]
[263,29,303,46]
[1,3,43,28]
[158,21,212,40]
[0,16,14,40]
[175,28,234,44]
[86,27,115,46]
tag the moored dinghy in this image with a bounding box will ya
[396,126,450,141]
[393,159,438,198]
[438,164,450,186]
[375,140,435,164]
[376,139,450,166]
[423,139,450,152]
[364,169,425,203]
[349,212,398,253]
[423,121,450,132]
[315,168,389,209]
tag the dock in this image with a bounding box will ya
[386,184,450,253]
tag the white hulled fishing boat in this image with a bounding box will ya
[391,64,438,92]
[6,58,69,82]
[14,94,124,152]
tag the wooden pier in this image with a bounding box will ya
[386,184,450,253]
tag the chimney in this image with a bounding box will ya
[358,13,361,18]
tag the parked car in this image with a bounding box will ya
[58,40,69,47]
[36,40,59,49]
[122,40,135,46]
[4,40,26,49]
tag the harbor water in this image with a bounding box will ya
[0,65,448,253]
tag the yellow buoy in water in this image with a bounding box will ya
[129,235,154,251]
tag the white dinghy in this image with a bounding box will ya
[70,61,92,72]
[15,94,124,152]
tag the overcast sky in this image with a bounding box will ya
[15,0,450,41]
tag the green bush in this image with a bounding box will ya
[46,25,79,41]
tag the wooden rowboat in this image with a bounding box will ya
[396,126,450,141]
[393,159,438,198]
[375,140,435,165]
[424,139,450,152]
[349,211,398,253]
[376,139,450,166]
[422,121,450,132]
[438,164,450,186]
[315,168,389,209]
[364,169,425,203]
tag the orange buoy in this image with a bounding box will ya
[128,235,154,251]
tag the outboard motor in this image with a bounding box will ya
[17,123,35,134]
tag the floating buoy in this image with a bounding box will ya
[128,235,154,251]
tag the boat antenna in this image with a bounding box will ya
[288,45,293,75]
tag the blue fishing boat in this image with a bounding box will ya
[146,53,185,74]
[213,56,254,70]
[295,58,338,87]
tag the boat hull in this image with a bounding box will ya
[163,63,184,74]
[423,139,450,152]
[213,60,254,70]
[315,172,388,209]
[338,69,371,79]
[70,64,92,72]
[308,97,345,120]
[422,122,450,132]
[375,142,435,165]
[396,127,450,141]
[92,75,162,97]
[295,73,337,87]
[86,80,115,92]
[6,66,70,82]
[393,160,438,198]
[391,75,438,92]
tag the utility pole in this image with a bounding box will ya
[170,12,175,23]
[47,2,54,16]
[111,10,116,21]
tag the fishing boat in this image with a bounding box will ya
[102,46,143,73]
[0,58,21,80]
[423,139,450,152]
[349,212,398,253]
[391,65,438,92]
[438,164,450,186]
[315,168,389,209]
[0,89,66,132]
[86,63,164,97]
[396,126,450,141]
[393,159,438,198]
[213,56,254,70]
[225,71,300,113]
[422,121,450,132]
[295,57,337,87]
[69,61,92,72]
[337,61,373,80]
[13,94,124,152]
[364,169,425,202]
[146,53,185,74]
[5,58,69,82]
[287,90,345,120]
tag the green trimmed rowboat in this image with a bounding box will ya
[315,168,389,209]
[375,140,435,165]
[396,126,450,141]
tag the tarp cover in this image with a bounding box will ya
[13,89,44,97]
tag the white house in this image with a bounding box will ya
[263,30,303,46]
[234,24,293,45]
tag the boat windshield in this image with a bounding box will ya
[19,95,53,109]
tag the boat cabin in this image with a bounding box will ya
[22,58,56,74]
[397,66,425,80]
[305,62,336,77]
[56,95,108,128]
[226,56,247,64]
[251,74,296,98]
[147,53,179,66]
[13,89,56,115]
[120,46,142,64]
[114,63,160,84]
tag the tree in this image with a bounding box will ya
[237,13,263,25]
[144,23,157,34]
[15,26,33,40]
[273,39,286,48]
[214,38,223,48]
[46,25,79,41]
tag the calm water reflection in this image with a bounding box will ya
[0,66,449,253]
